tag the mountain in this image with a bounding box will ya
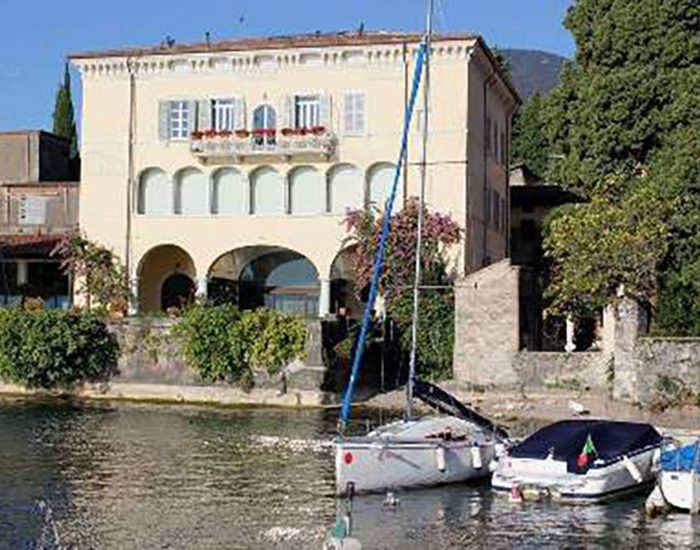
[502,49,568,100]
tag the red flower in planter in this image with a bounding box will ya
[311,125,326,135]
[203,129,218,138]
[235,129,250,139]
[280,128,294,137]
[218,129,233,137]
[190,130,204,140]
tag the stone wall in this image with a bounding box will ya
[453,259,700,404]
[453,259,521,385]
[632,338,700,405]
[512,351,609,390]
[108,317,330,392]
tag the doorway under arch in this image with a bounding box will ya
[208,245,320,316]
[137,244,196,313]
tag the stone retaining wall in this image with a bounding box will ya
[633,338,700,405]
[513,351,610,390]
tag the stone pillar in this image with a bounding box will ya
[16,260,28,286]
[318,277,331,317]
[612,298,648,402]
[196,276,208,300]
[565,316,577,353]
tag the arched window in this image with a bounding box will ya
[138,168,171,215]
[212,168,247,215]
[176,168,208,215]
[368,163,400,212]
[328,164,364,214]
[289,167,324,214]
[251,167,284,214]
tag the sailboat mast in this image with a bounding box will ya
[406,0,434,419]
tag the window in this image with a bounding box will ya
[294,94,321,128]
[344,91,365,135]
[169,101,190,139]
[212,99,235,131]
[253,104,277,145]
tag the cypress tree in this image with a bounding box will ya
[52,63,78,159]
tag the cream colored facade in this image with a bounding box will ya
[71,31,517,315]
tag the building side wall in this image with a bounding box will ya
[0,134,36,183]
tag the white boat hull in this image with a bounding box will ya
[492,448,659,503]
[335,417,498,494]
[659,470,700,513]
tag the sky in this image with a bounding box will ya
[0,0,575,132]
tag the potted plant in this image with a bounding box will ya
[235,129,250,139]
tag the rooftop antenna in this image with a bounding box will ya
[205,31,211,46]
[359,22,365,36]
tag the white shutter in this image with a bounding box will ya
[234,96,246,129]
[187,100,198,136]
[320,93,331,128]
[198,100,212,131]
[344,91,365,135]
[158,101,170,140]
[355,92,365,134]
[283,95,294,128]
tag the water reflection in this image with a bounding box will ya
[0,397,698,549]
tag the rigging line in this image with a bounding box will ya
[338,42,427,430]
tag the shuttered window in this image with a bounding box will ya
[294,94,321,128]
[343,91,365,135]
[212,99,235,131]
[169,101,190,139]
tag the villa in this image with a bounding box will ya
[69,30,517,316]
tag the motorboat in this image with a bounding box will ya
[336,380,507,494]
[492,419,663,503]
[646,439,700,514]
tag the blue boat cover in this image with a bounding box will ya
[510,420,662,473]
[660,441,700,473]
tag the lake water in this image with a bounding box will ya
[1,397,698,549]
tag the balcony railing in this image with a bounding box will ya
[190,128,338,162]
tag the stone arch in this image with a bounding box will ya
[212,167,247,215]
[175,167,208,215]
[289,166,325,214]
[367,162,401,212]
[327,163,364,214]
[208,245,320,316]
[137,167,172,215]
[137,244,196,313]
[250,166,285,214]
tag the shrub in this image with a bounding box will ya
[174,305,307,382]
[236,309,307,375]
[173,303,245,382]
[0,309,118,388]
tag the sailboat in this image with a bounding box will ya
[334,0,508,495]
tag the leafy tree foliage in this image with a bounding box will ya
[539,0,700,332]
[343,197,462,310]
[343,198,462,379]
[52,63,78,159]
[54,233,131,311]
[511,91,550,178]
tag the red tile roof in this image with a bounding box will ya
[68,30,479,60]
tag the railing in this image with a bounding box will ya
[190,128,338,161]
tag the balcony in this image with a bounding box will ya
[190,128,338,163]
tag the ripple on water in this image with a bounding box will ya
[0,397,699,549]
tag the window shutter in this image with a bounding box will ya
[158,101,170,140]
[283,95,294,128]
[320,93,332,128]
[198,100,212,131]
[355,92,365,134]
[187,100,198,135]
[234,96,246,129]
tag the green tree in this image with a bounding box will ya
[52,63,78,158]
[540,0,700,332]
[512,91,550,178]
